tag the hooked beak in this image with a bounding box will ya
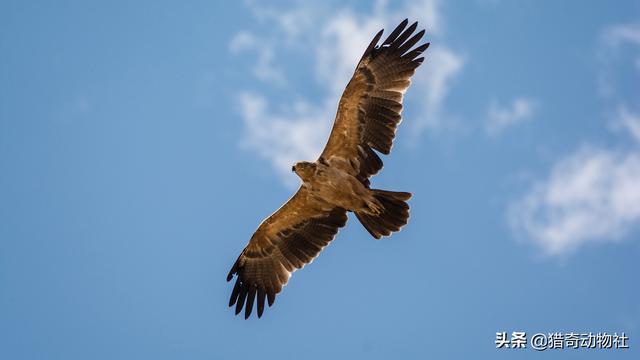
[291,165,295,172]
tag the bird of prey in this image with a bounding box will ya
[227,19,429,319]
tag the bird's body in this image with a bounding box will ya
[227,19,429,318]
[294,159,376,214]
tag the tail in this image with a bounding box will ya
[355,189,411,239]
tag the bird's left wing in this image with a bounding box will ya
[319,19,429,186]
[227,187,348,319]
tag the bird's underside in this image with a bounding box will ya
[227,19,429,319]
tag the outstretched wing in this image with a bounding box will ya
[319,19,429,186]
[227,187,348,319]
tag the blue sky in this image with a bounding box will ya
[1,0,639,358]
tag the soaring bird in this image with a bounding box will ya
[227,19,429,319]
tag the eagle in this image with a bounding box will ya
[227,19,429,319]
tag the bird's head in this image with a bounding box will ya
[292,161,316,181]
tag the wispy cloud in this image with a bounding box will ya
[603,23,640,47]
[510,23,640,256]
[509,136,640,256]
[485,97,537,137]
[412,45,465,134]
[597,23,640,98]
[229,31,286,86]
[231,0,465,184]
[614,106,640,142]
[315,11,387,98]
[237,92,331,186]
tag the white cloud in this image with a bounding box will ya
[238,93,332,185]
[509,139,640,256]
[404,0,442,36]
[613,106,640,142]
[314,6,465,133]
[231,0,465,184]
[229,32,286,86]
[485,97,537,137]
[411,46,465,134]
[509,22,640,255]
[242,0,316,41]
[603,23,640,47]
[598,23,640,98]
[315,11,386,97]
[228,31,256,53]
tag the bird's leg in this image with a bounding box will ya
[365,197,383,216]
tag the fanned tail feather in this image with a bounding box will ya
[355,190,411,239]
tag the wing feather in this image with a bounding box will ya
[227,187,348,319]
[319,19,429,186]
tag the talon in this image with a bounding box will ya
[369,202,382,215]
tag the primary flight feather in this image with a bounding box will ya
[227,19,429,319]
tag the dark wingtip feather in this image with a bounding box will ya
[406,21,419,34]
[390,21,418,50]
[235,286,248,315]
[403,42,430,60]
[226,259,239,281]
[382,19,409,45]
[257,288,266,318]
[360,29,384,62]
[244,286,257,319]
[267,291,276,307]
[396,29,425,55]
[228,279,241,307]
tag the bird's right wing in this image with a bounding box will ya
[226,187,348,319]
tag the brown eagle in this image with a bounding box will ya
[227,19,429,318]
